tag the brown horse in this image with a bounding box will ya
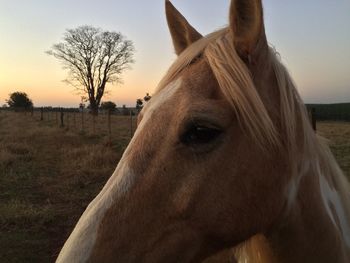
[56,1,350,262]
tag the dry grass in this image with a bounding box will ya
[0,200,53,228]
[32,110,136,144]
[0,111,349,262]
[0,112,126,262]
[317,121,350,178]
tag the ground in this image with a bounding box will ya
[0,112,349,262]
[317,122,350,175]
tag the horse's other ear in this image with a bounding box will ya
[229,0,267,57]
[166,0,203,55]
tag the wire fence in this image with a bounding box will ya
[0,106,319,141]
[0,108,138,147]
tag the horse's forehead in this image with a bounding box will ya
[137,78,184,131]
[140,60,220,125]
[149,60,218,108]
[143,78,183,115]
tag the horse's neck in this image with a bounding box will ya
[267,149,350,263]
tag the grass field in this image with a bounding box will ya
[0,112,127,262]
[317,122,350,176]
[0,112,349,262]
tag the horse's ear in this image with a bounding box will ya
[166,0,203,55]
[229,0,267,56]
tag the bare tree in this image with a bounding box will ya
[47,25,135,115]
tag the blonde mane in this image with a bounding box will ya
[157,27,350,263]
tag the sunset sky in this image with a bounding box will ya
[0,0,349,107]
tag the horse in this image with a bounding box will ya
[56,0,350,262]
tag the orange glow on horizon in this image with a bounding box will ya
[0,56,168,107]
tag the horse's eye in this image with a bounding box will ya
[180,125,222,146]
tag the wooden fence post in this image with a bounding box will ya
[66,112,70,129]
[107,110,112,146]
[55,111,58,125]
[73,112,76,128]
[81,110,84,132]
[311,108,316,132]
[40,107,43,121]
[130,110,133,138]
[60,108,64,127]
[92,114,96,135]
[308,107,317,132]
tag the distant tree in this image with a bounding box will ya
[47,25,135,115]
[79,96,87,111]
[122,104,129,116]
[136,99,143,112]
[6,92,33,110]
[100,101,117,112]
[144,93,152,102]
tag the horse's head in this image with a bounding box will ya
[57,1,294,262]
